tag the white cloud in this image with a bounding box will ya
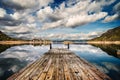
[26,15,36,23]
[38,0,113,30]
[2,0,53,10]
[0,0,118,39]
[114,2,120,12]
[37,6,53,21]
[10,12,20,20]
[114,2,120,18]
[39,31,102,40]
[103,1,120,22]
[2,23,38,38]
[0,8,6,18]
[103,14,119,22]
[65,12,107,27]
[0,0,54,27]
[41,12,107,30]
[41,20,64,30]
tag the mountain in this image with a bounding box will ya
[91,44,120,58]
[0,31,17,41]
[91,26,120,41]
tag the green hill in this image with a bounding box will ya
[91,26,120,41]
[0,31,17,41]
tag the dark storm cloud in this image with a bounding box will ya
[0,10,22,26]
[1,0,26,10]
[0,0,37,10]
[10,31,32,35]
[0,0,54,11]
[0,20,22,26]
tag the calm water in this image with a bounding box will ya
[0,44,120,80]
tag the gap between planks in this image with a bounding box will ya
[7,48,112,80]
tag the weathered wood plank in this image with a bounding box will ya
[37,55,52,80]
[52,54,59,80]
[7,48,112,80]
[28,54,51,80]
[65,53,81,80]
[17,54,50,80]
[7,55,44,80]
[58,54,65,80]
[63,54,73,80]
[45,55,55,80]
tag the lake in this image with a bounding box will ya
[0,44,120,80]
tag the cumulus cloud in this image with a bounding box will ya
[0,8,6,18]
[114,2,120,14]
[103,14,119,22]
[0,8,13,20]
[39,32,102,40]
[1,0,53,10]
[103,2,120,22]
[41,12,107,30]
[0,8,23,26]
[1,23,40,39]
[0,0,53,26]
[0,0,118,39]
[39,0,113,30]
[41,20,64,30]
[65,12,107,28]
[37,6,53,21]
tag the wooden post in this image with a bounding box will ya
[67,43,69,49]
[50,43,52,49]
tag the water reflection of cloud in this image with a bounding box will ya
[0,45,49,62]
[92,63,109,73]
[0,45,49,79]
[93,62,120,80]
[52,44,66,48]
[102,62,120,72]
[0,58,26,79]
[70,44,107,56]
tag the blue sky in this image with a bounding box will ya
[0,0,120,40]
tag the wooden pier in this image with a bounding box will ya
[7,48,111,80]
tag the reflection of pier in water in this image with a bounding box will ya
[49,43,70,49]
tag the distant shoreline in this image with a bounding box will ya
[1,41,120,45]
[87,41,120,44]
[0,41,51,45]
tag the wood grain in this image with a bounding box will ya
[7,48,112,80]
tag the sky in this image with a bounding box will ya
[0,0,120,40]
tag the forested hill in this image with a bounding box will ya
[91,26,120,41]
[0,31,17,41]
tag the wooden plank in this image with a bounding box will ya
[7,55,44,80]
[72,56,89,80]
[65,53,80,80]
[58,54,65,80]
[63,54,73,80]
[52,54,59,80]
[45,54,55,80]
[28,54,51,80]
[16,54,50,80]
[37,55,53,80]
[73,55,95,80]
